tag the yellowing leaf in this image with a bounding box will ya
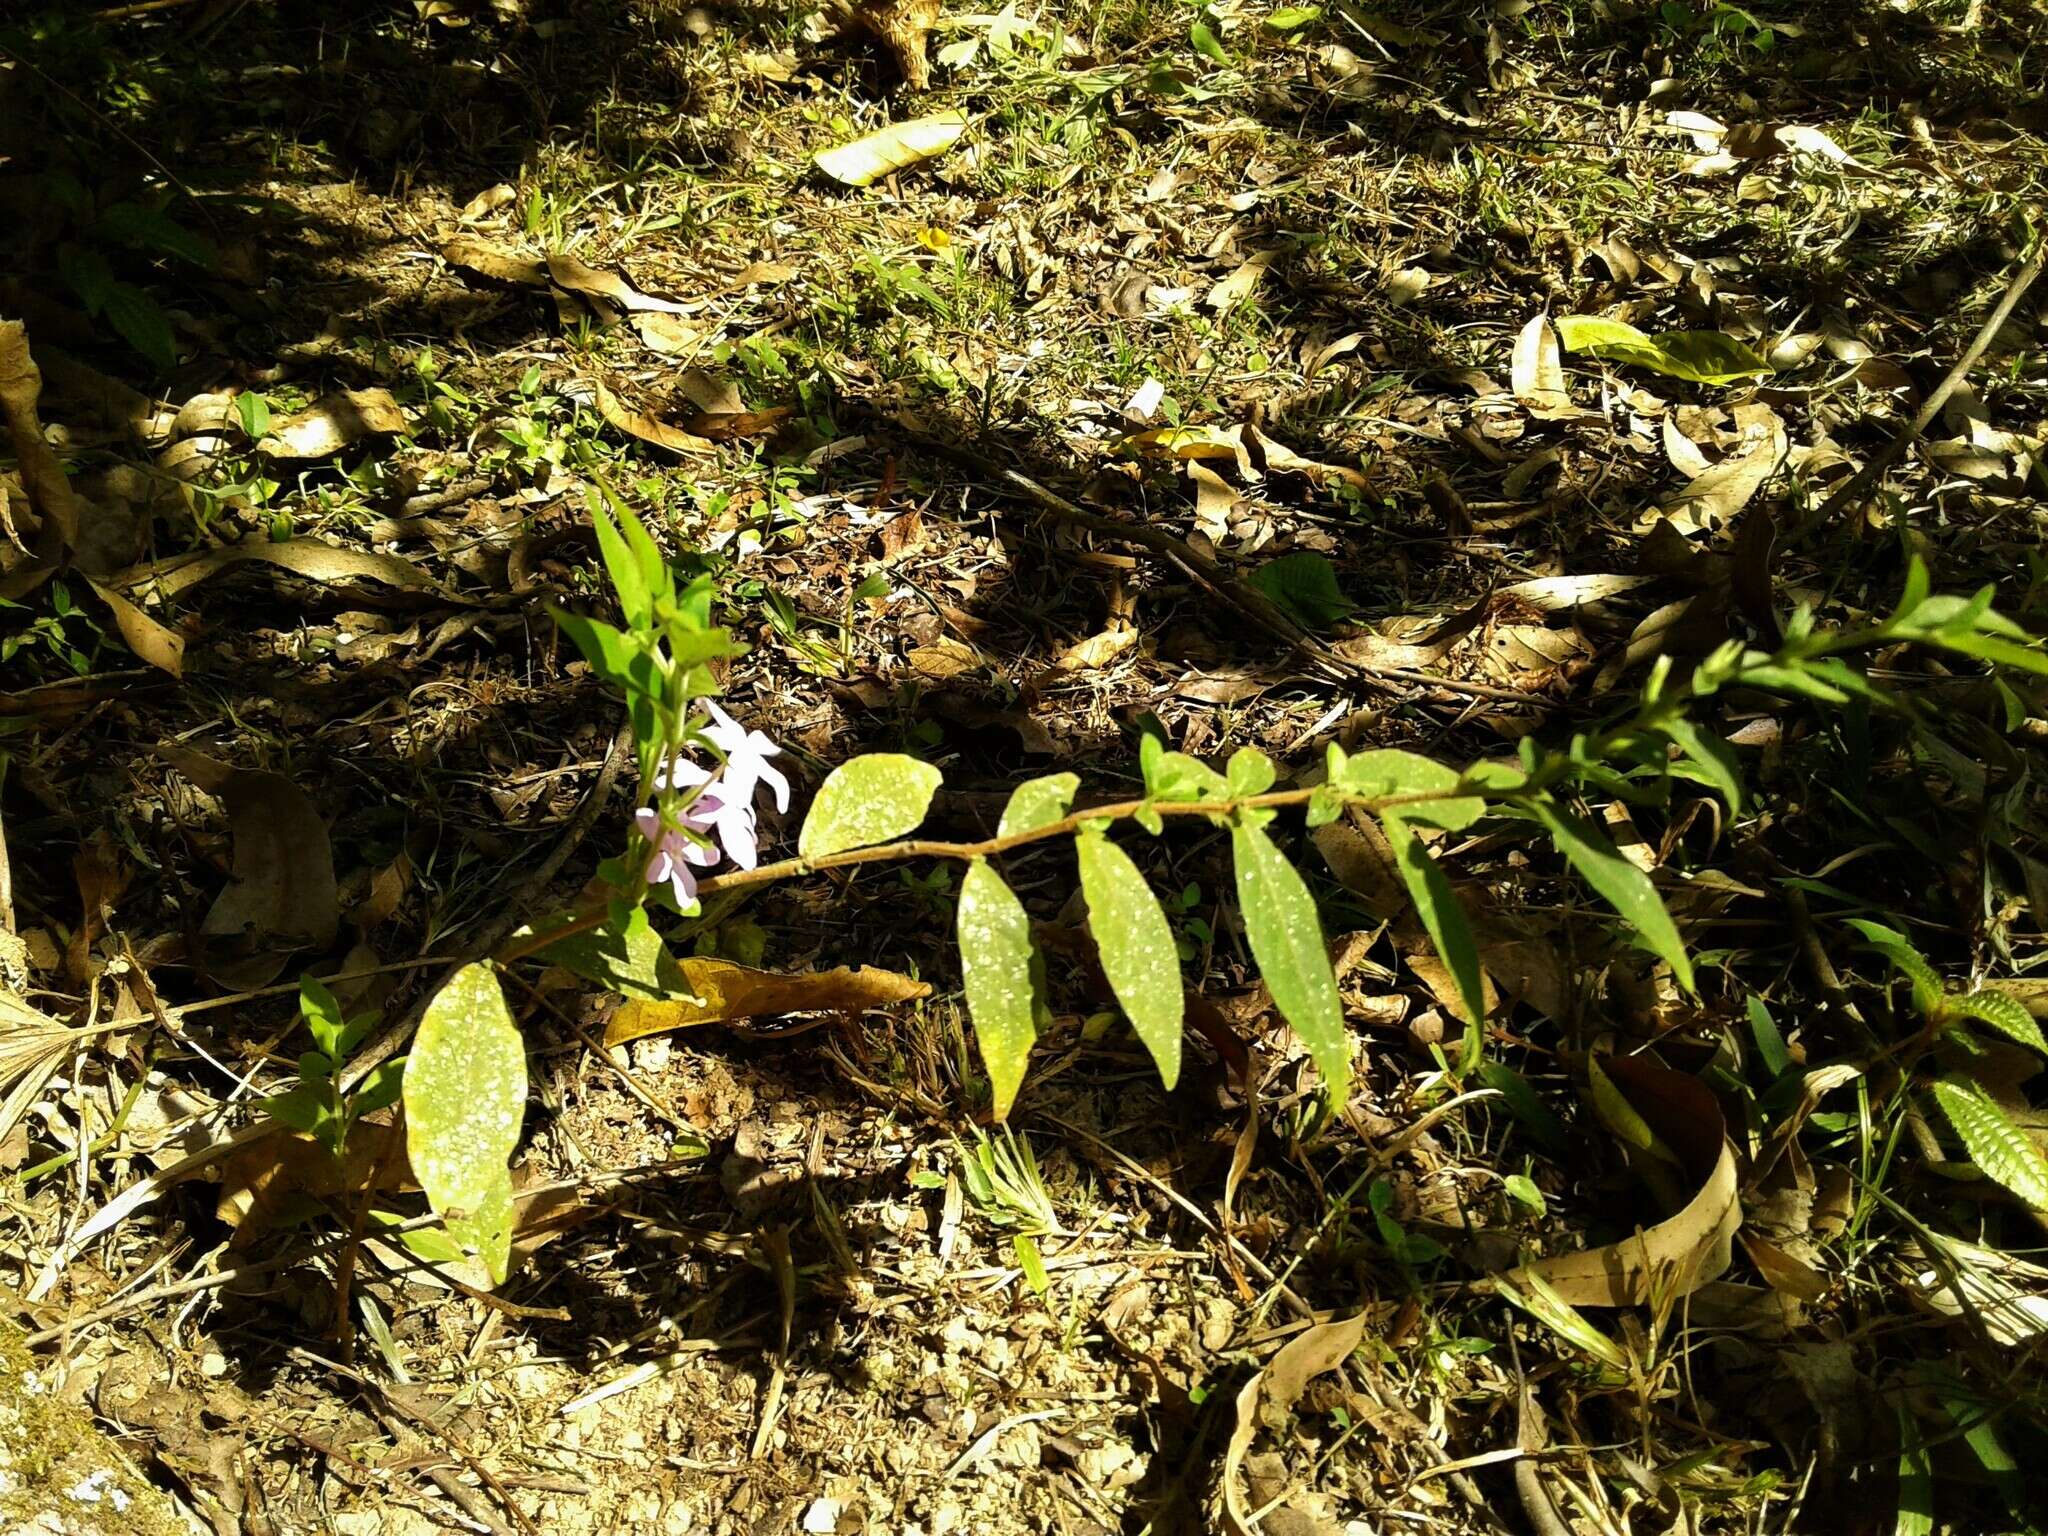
[1555,315,1770,386]
[958,860,1041,1119]
[1511,314,1569,413]
[798,752,943,859]
[815,110,969,188]
[605,958,931,1043]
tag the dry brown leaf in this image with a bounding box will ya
[815,111,967,187]
[217,1122,411,1245]
[84,577,183,677]
[1205,250,1277,312]
[606,959,931,1044]
[681,408,794,442]
[632,312,707,354]
[908,635,982,680]
[442,237,548,287]
[589,379,719,456]
[1656,425,1786,536]
[0,320,83,557]
[159,748,340,988]
[1497,573,1653,612]
[1511,314,1570,415]
[1516,1057,1738,1306]
[458,183,517,223]
[1053,623,1137,672]
[841,0,941,88]
[1220,1313,1368,1533]
[258,388,409,461]
[545,252,694,317]
[117,535,438,602]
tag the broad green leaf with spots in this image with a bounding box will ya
[405,964,526,1287]
[1077,830,1183,1087]
[958,859,1041,1119]
[1232,821,1347,1101]
[799,754,943,859]
[997,772,1080,839]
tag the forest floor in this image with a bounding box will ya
[3,0,2048,1533]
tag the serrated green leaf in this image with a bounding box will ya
[1530,800,1695,994]
[1930,1077,2048,1210]
[799,754,944,859]
[998,772,1079,839]
[1554,315,1770,385]
[404,964,527,1288]
[1381,812,1487,1040]
[1330,746,1484,829]
[958,859,1040,1119]
[1246,551,1357,631]
[1954,990,2048,1056]
[1845,919,1944,1018]
[1232,822,1348,1102]
[1076,831,1183,1088]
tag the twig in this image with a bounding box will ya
[1792,237,2047,544]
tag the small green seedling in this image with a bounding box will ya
[261,977,404,1159]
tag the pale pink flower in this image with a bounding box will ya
[636,800,721,908]
[657,702,788,870]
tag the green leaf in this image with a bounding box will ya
[534,906,690,1000]
[94,202,216,268]
[1013,1233,1050,1296]
[351,1058,406,1117]
[1530,800,1695,994]
[404,964,527,1287]
[958,860,1041,1119]
[1381,812,1487,1039]
[1587,1053,1661,1154]
[1953,990,2048,1056]
[997,772,1079,839]
[1189,17,1230,63]
[262,1084,328,1137]
[1930,1077,2048,1210]
[590,496,652,629]
[1076,830,1183,1088]
[1246,551,1356,631]
[1845,919,1944,1018]
[1746,995,1791,1078]
[799,753,944,859]
[1329,745,1484,829]
[236,390,272,441]
[300,975,346,1060]
[1474,1059,1569,1159]
[1139,733,1227,802]
[1554,315,1770,385]
[1913,627,2048,677]
[1660,717,1742,812]
[1895,1400,1934,1536]
[1232,822,1348,1101]
[1265,5,1323,31]
[1227,747,1277,798]
[101,282,176,372]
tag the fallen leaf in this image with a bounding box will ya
[257,388,409,461]
[458,183,517,222]
[588,379,719,456]
[1053,623,1138,671]
[116,535,440,602]
[908,634,983,680]
[159,748,340,987]
[0,320,84,558]
[217,1122,410,1245]
[605,959,931,1044]
[1657,426,1786,536]
[843,0,942,88]
[545,251,694,317]
[84,577,183,676]
[1496,573,1654,611]
[1555,315,1771,386]
[1205,250,1277,311]
[1515,1056,1738,1305]
[1774,124,1857,165]
[1220,1313,1368,1533]
[815,110,968,187]
[632,312,706,353]
[1511,314,1571,415]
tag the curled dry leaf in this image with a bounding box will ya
[217,1122,411,1245]
[1656,421,1787,537]
[815,110,968,188]
[1511,313,1571,416]
[1054,623,1138,672]
[1121,423,1367,493]
[605,958,931,1044]
[1220,1312,1368,1533]
[258,387,409,461]
[1513,1055,1738,1306]
[586,378,719,456]
[117,535,441,602]
[83,577,183,677]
